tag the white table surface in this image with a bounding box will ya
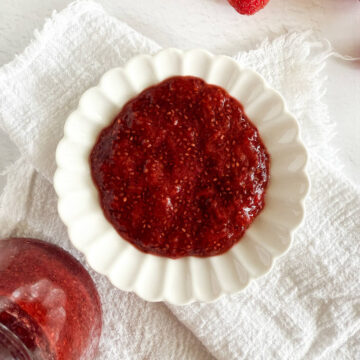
[0,0,359,191]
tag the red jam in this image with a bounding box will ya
[90,76,270,258]
[0,238,102,360]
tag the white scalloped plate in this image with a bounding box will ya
[54,49,309,305]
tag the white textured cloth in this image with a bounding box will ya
[0,1,359,359]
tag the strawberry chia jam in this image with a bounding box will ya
[90,76,270,258]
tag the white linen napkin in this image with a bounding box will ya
[0,1,359,359]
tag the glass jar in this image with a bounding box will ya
[0,238,102,359]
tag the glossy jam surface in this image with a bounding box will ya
[91,76,270,258]
[0,301,50,360]
[0,238,102,360]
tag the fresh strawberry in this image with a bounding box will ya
[228,0,270,15]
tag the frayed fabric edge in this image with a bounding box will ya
[237,32,341,172]
[0,0,104,80]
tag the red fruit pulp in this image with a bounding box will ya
[90,76,270,258]
[0,238,102,360]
